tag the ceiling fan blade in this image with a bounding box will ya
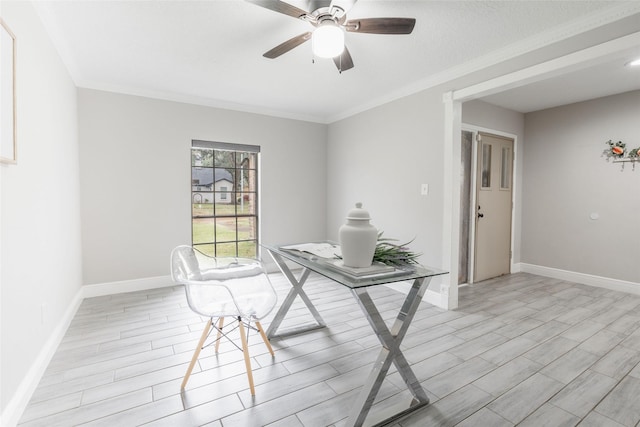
[333,46,354,73]
[345,17,416,34]
[263,32,312,59]
[245,0,308,19]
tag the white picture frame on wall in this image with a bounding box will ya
[1,18,16,164]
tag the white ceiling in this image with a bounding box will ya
[481,47,640,113]
[33,0,640,123]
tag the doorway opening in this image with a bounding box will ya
[459,128,516,285]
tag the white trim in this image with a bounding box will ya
[323,3,640,123]
[446,32,640,311]
[441,92,461,310]
[1,288,84,427]
[82,275,174,298]
[384,283,447,310]
[423,289,444,309]
[33,2,640,125]
[2,276,175,426]
[518,263,640,295]
[453,31,640,103]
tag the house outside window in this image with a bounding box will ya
[191,140,259,258]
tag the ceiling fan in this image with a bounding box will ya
[246,0,416,73]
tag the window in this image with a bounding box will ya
[191,140,259,258]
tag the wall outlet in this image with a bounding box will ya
[421,183,429,196]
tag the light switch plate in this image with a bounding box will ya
[421,183,429,196]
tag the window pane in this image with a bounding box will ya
[192,167,213,191]
[216,242,237,257]
[214,167,234,190]
[194,243,215,257]
[192,193,213,217]
[236,152,257,169]
[192,148,213,167]
[237,216,256,241]
[192,218,214,244]
[238,241,257,258]
[214,151,235,168]
[501,147,511,189]
[214,199,236,216]
[216,217,237,242]
[481,143,491,188]
[236,193,255,215]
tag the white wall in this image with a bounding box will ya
[1,1,82,421]
[77,89,327,285]
[325,94,527,300]
[462,100,525,265]
[522,90,640,284]
[326,89,446,271]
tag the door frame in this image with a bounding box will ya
[441,31,638,310]
[462,126,518,284]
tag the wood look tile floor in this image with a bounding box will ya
[18,272,640,427]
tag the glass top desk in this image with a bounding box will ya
[263,242,448,427]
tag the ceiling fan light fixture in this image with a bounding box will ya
[312,23,344,58]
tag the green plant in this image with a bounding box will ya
[372,232,421,266]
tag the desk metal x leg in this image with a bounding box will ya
[346,277,431,427]
[266,251,327,339]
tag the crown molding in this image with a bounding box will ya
[327,2,640,123]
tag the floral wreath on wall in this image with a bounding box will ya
[604,140,640,160]
[603,140,640,170]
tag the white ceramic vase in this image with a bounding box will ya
[339,203,378,268]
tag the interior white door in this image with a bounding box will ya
[474,132,514,282]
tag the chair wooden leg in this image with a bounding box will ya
[214,317,225,353]
[238,318,256,396]
[181,318,212,390]
[255,321,275,357]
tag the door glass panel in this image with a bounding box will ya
[481,143,491,188]
[501,147,511,189]
[459,130,473,285]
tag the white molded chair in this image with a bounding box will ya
[170,245,277,395]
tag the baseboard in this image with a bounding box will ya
[1,287,84,427]
[422,288,445,308]
[2,276,175,426]
[518,263,640,295]
[384,281,447,309]
[82,275,174,298]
